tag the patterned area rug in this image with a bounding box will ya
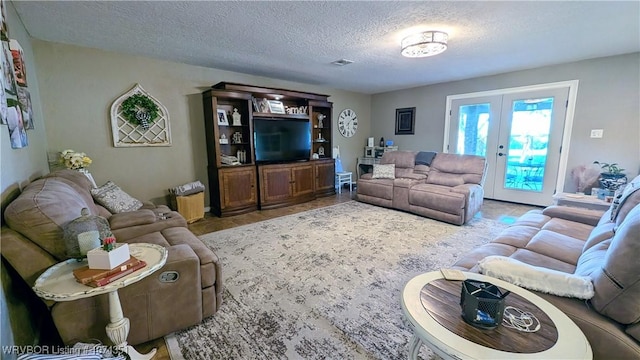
[175,201,508,359]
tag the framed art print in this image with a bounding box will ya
[217,108,229,125]
[267,100,285,114]
[395,107,415,135]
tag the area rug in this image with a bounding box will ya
[175,201,508,359]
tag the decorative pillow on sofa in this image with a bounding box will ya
[478,255,594,300]
[609,181,639,221]
[372,164,395,179]
[91,181,143,213]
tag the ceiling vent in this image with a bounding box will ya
[331,59,354,66]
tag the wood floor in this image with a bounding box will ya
[133,190,539,359]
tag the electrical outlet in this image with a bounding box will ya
[590,129,603,138]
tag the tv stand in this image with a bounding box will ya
[202,82,335,216]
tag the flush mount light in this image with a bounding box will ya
[331,59,354,66]
[401,31,448,58]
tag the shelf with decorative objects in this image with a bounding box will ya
[203,82,335,216]
[310,99,332,159]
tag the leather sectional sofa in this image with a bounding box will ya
[453,175,640,359]
[356,151,487,225]
[1,170,222,345]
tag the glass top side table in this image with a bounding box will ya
[33,243,168,360]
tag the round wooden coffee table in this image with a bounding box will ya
[401,271,592,359]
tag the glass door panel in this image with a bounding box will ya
[493,88,569,205]
[456,103,490,156]
[450,88,569,206]
[503,97,553,192]
[450,96,502,198]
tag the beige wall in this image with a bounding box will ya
[371,53,640,193]
[32,40,371,206]
[0,3,48,199]
[1,1,48,353]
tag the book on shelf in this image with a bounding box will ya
[86,260,147,287]
[73,256,143,285]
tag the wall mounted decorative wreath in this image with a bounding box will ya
[110,84,171,147]
[120,94,159,130]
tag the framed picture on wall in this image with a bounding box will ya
[217,108,229,125]
[395,107,415,135]
[267,100,285,114]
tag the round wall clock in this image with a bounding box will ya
[338,108,358,137]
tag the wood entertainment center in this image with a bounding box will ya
[203,82,335,217]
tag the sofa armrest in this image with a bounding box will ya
[450,183,483,198]
[140,200,156,209]
[451,184,485,223]
[51,243,204,345]
[110,211,187,241]
[0,227,58,284]
[109,209,157,230]
[542,205,604,226]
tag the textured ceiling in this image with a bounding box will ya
[12,1,640,94]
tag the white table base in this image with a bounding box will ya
[107,290,156,360]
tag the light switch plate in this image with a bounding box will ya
[590,129,604,138]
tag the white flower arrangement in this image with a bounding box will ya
[60,149,92,170]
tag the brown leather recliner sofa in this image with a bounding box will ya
[356,151,487,225]
[1,170,222,346]
[453,175,640,359]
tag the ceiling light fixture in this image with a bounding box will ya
[401,31,448,58]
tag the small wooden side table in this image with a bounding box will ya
[33,243,168,360]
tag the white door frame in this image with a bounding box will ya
[443,80,579,195]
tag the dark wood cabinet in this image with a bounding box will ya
[259,165,292,204]
[314,159,336,196]
[204,82,335,216]
[203,90,257,217]
[219,166,257,212]
[259,163,315,209]
[291,164,314,198]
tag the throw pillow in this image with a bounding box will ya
[372,164,395,179]
[91,181,143,213]
[478,255,594,300]
[415,151,437,166]
[609,182,639,221]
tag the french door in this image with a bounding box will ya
[448,87,570,206]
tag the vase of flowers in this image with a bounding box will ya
[59,149,97,187]
[87,235,130,270]
[60,149,92,170]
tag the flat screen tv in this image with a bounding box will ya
[253,118,311,163]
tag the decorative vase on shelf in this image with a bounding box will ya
[379,137,384,147]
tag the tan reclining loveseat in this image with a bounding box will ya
[1,170,222,345]
[356,151,486,225]
[453,175,640,358]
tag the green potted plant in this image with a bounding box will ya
[593,161,627,192]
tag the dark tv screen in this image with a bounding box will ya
[254,119,311,163]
